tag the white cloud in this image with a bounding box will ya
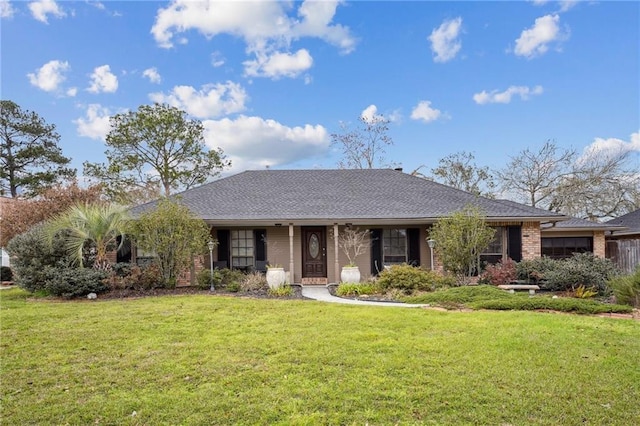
[87,1,105,10]
[558,1,579,12]
[532,0,578,13]
[410,101,443,123]
[428,17,463,63]
[1,0,15,18]
[211,51,225,68]
[360,104,383,122]
[142,67,161,84]
[149,81,248,119]
[291,0,356,53]
[202,115,329,172]
[73,104,112,141]
[27,60,70,92]
[28,0,65,23]
[473,85,544,104]
[244,49,313,79]
[579,131,640,163]
[66,87,78,97]
[151,0,355,79]
[87,65,118,93]
[514,14,567,59]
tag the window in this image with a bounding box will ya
[481,227,504,266]
[231,229,254,268]
[383,228,407,265]
[542,237,593,259]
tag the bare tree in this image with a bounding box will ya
[550,148,640,220]
[334,227,369,266]
[497,141,576,209]
[431,151,496,197]
[331,115,393,169]
[497,140,640,220]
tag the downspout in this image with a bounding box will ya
[289,223,294,284]
[334,223,340,284]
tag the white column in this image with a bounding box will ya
[289,223,295,283]
[334,223,340,284]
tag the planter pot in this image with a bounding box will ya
[266,267,286,289]
[340,266,361,284]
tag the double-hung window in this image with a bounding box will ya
[231,230,254,268]
[383,228,407,265]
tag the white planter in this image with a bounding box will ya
[266,267,286,289]
[340,266,361,284]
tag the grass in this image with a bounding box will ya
[2,287,639,425]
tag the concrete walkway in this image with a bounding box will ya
[301,285,428,308]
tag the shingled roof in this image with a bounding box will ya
[130,169,567,224]
[606,209,640,236]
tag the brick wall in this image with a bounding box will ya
[593,231,605,258]
[521,221,541,260]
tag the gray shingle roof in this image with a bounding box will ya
[606,209,640,235]
[544,216,624,231]
[130,169,567,222]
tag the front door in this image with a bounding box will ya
[302,227,326,278]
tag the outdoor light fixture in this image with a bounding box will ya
[426,239,436,271]
[207,240,216,291]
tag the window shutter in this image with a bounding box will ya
[507,226,522,262]
[370,229,383,276]
[254,229,266,262]
[407,228,421,266]
[217,229,230,267]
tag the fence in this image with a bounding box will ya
[606,239,640,274]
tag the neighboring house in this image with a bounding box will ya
[605,209,640,273]
[130,169,569,285]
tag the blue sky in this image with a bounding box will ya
[1,0,638,180]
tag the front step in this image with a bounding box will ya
[301,277,328,286]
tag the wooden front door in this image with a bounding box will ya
[302,227,326,278]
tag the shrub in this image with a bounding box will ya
[196,268,245,290]
[268,285,293,297]
[402,285,513,305]
[471,297,632,315]
[336,282,379,297]
[43,266,109,298]
[196,268,222,290]
[241,272,267,292]
[1,266,13,282]
[608,268,640,307]
[107,263,163,291]
[516,256,557,284]
[6,224,71,293]
[226,281,241,293]
[517,254,619,295]
[219,269,245,289]
[573,285,597,299]
[377,264,453,292]
[479,258,517,285]
[544,253,618,294]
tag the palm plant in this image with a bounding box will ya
[43,203,129,270]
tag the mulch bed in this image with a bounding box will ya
[97,285,305,300]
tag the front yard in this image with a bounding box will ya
[1,288,639,425]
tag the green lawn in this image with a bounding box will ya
[1,288,639,425]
